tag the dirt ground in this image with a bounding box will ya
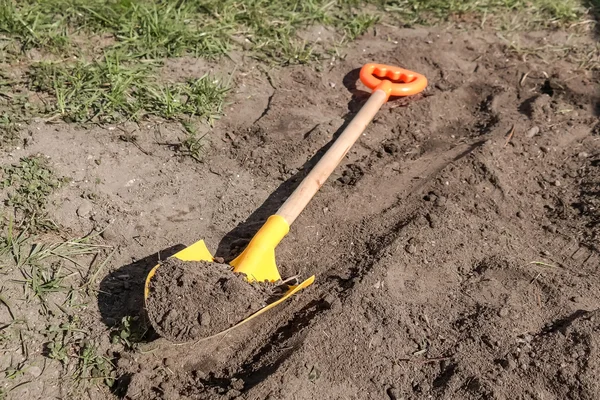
[2,20,600,400]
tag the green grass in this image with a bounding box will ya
[16,265,68,311]
[75,342,115,388]
[110,315,148,349]
[0,114,20,147]
[1,72,39,148]
[1,157,64,231]
[28,54,230,124]
[45,319,116,391]
[178,121,209,162]
[0,0,381,61]
[0,0,70,52]
[29,55,153,123]
[0,223,110,316]
[0,224,106,270]
[0,0,586,59]
[3,362,27,380]
[383,0,584,25]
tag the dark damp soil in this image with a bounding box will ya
[146,258,268,342]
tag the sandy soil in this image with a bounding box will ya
[1,23,599,400]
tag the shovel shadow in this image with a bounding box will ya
[97,244,185,333]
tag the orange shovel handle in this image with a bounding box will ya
[359,63,427,100]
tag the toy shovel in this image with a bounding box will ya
[144,63,427,340]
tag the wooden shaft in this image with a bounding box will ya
[276,89,387,225]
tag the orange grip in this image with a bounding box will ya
[359,63,427,101]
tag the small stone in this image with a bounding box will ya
[498,307,510,317]
[199,313,211,326]
[405,244,416,254]
[542,193,550,199]
[540,146,550,153]
[231,378,244,391]
[435,82,449,91]
[516,211,524,218]
[323,294,338,308]
[163,357,176,368]
[507,359,517,371]
[77,201,93,218]
[386,386,399,400]
[546,225,557,234]
[27,366,42,378]
[435,196,447,207]
[578,152,589,158]
[100,226,118,241]
[570,296,583,303]
[427,213,438,228]
[526,126,540,138]
[553,180,561,187]
[423,193,437,202]
[383,142,399,154]
[213,256,225,263]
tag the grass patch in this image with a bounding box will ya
[1,72,40,148]
[46,320,116,390]
[74,341,115,387]
[0,0,70,52]
[110,315,148,349]
[29,55,230,124]
[0,114,20,147]
[2,230,108,313]
[0,224,106,269]
[178,121,209,162]
[17,265,68,311]
[1,0,377,61]
[1,156,64,231]
[383,0,584,25]
[29,55,154,123]
[1,0,587,60]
